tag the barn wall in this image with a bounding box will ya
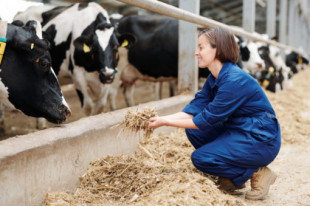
[0,95,192,206]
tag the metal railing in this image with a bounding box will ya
[115,0,309,56]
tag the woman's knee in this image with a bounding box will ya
[191,149,212,172]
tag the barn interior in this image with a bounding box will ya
[1,1,310,206]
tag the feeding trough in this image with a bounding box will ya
[0,95,192,206]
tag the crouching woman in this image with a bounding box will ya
[149,27,281,200]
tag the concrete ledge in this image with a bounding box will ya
[0,95,192,206]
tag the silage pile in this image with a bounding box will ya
[43,130,244,205]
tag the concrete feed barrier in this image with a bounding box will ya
[0,95,192,206]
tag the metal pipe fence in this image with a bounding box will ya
[115,0,309,56]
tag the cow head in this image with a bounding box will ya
[0,21,71,124]
[73,13,135,84]
[236,36,265,73]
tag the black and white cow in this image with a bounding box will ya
[257,44,285,92]
[285,51,309,74]
[14,2,133,128]
[0,20,70,125]
[106,15,267,109]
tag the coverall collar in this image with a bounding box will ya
[209,62,234,88]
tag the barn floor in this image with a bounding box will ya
[41,68,310,205]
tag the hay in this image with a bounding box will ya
[117,107,157,138]
[43,130,244,206]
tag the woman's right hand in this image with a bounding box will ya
[149,116,168,129]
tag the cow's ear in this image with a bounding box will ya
[118,33,136,48]
[42,25,56,44]
[74,36,92,53]
[11,20,24,27]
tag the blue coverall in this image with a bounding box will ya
[183,62,281,186]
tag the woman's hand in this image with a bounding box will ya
[149,116,168,129]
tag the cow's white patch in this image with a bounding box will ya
[0,78,15,109]
[103,67,115,75]
[96,28,114,51]
[242,41,265,72]
[50,67,71,111]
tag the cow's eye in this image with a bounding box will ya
[39,59,51,71]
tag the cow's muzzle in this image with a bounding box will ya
[54,103,71,124]
[99,67,116,84]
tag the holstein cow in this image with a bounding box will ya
[285,50,309,74]
[109,15,267,109]
[14,2,133,128]
[0,20,70,128]
[257,44,284,92]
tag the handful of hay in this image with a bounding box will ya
[118,107,158,138]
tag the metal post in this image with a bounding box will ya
[178,0,199,94]
[266,0,277,38]
[242,0,256,32]
[288,0,295,48]
[279,0,288,44]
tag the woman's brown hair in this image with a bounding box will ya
[199,27,239,64]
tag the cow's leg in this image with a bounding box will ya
[72,68,94,116]
[154,82,161,100]
[108,84,120,111]
[124,84,135,107]
[36,117,47,129]
[169,79,178,96]
[93,84,110,114]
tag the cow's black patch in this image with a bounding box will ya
[44,25,72,75]
[69,56,74,73]
[239,46,250,61]
[75,89,84,107]
[41,5,73,27]
[78,3,89,10]
[117,15,179,78]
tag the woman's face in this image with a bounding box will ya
[195,34,217,68]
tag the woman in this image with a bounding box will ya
[149,27,281,200]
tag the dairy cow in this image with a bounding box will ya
[257,45,285,92]
[107,15,268,109]
[0,20,70,126]
[14,2,133,128]
[285,51,309,74]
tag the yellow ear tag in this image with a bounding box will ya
[268,66,274,74]
[298,56,302,65]
[262,79,269,87]
[0,42,6,65]
[35,58,39,63]
[121,39,128,47]
[83,43,91,53]
[31,43,34,49]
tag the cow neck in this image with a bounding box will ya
[0,20,8,65]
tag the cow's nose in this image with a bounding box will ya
[58,103,71,119]
[65,107,72,118]
[256,63,263,68]
[101,67,115,76]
